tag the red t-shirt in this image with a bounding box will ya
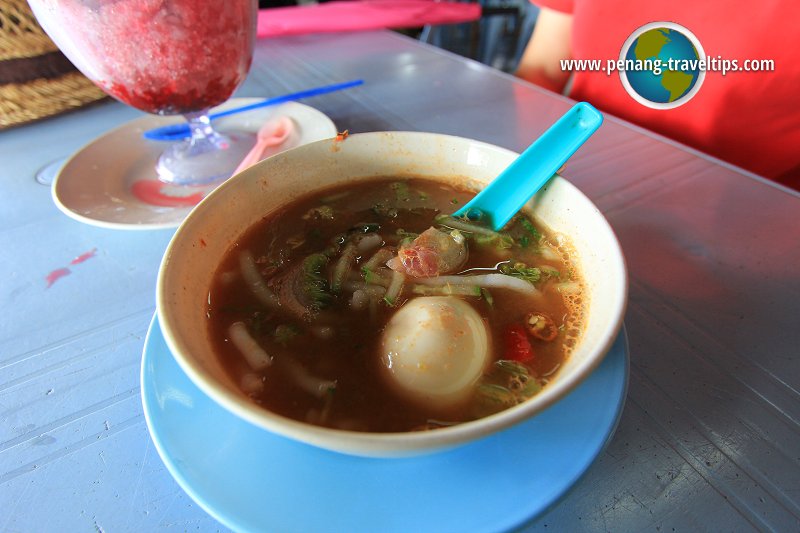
[533,0,800,188]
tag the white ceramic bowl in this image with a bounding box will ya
[157,131,628,457]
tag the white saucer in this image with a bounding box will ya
[142,314,629,532]
[52,100,337,230]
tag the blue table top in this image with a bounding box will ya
[1,30,799,532]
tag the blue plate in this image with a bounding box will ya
[141,314,629,533]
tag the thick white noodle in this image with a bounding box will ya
[281,357,336,398]
[350,289,369,310]
[362,247,395,271]
[384,270,406,304]
[228,321,273,371]
[356,233,383,254]
[240,373,265,394]
[239,250,280,308]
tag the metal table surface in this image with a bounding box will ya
[1,30,798,532]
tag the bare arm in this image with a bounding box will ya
[515,7,573,94]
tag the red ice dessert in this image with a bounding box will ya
[34,0,255,115]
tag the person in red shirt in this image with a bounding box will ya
[516,0,800,191]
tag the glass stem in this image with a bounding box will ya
[184,109,224,149]
[156,107,254,186]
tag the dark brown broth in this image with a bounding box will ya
[207,178,582,432]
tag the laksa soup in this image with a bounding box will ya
[207,177,585,433]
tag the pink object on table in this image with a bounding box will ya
[233,116,298,175]
[257,0,481,38]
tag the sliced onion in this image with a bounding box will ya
[539,244,561,262]
[556,281,581,294]
[413,274,540,296]
[412,284,482,297]
[435,215,503,237]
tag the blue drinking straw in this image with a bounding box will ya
[143,79,364,141]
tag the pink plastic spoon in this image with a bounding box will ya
[233,116,297,175]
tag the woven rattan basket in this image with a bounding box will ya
[0,0,108,129]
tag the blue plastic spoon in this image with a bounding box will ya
[453,102,603,230]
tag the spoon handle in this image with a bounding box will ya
[453,102,603,231]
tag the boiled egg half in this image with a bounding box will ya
[380,296,490,408]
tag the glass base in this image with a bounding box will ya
[156,130,255,186]
[36,157,68,186]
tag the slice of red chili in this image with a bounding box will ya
[503,324,535,362]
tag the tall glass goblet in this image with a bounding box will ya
[27,0,258,186]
